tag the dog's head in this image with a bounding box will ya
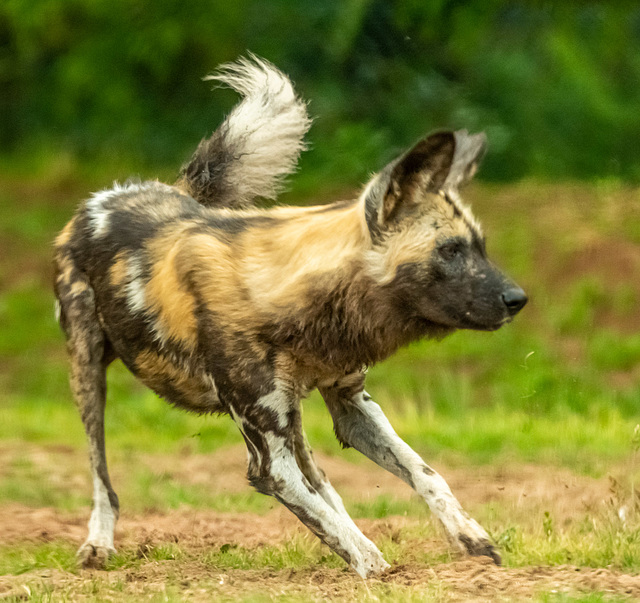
[363,130,526,332]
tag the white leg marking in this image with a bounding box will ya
[263,431,389,578]
[256,380,293,430]
[293,426,351,519]
[84,474,117,551]
[77,473,117,568]
[315,479,351,519]
[328,389,498,561]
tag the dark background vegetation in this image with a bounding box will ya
[2,1,640,186]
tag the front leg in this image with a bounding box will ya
[291,411,351,520]
[229,379,389,577]
[320,373,500,564]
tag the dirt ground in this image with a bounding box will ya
[2,555,640,602]
[1,444,639,601]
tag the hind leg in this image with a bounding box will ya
[56,268,118,568]
[73,347,118,569]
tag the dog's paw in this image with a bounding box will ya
[458,533,502,566]
[352,544,390,578]
[77,542,116,569]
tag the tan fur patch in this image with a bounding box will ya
[70,280,90,296]
[54,219,78,289]
[176,231,239,316]
[144,227,200,350]
[55,254,75,287]
[239,202,368,310]
[135,349,219,411]
[55,219,75,248]
[109,251,129,289]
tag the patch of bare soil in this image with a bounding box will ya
[2,443,637,600]
[1,557,640,602]
[0,503,305,551]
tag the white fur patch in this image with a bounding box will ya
[206,55,312,205]
[125,254,146,313]
[86,181,168,238]
[315,479,350,519]
[256,381,293,430]
[84,474,116,550]
[86,187,118,238]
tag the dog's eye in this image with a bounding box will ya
[438,242,463,261]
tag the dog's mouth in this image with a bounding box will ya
[457,313,514,332]
[496,315,515,328]
[487,316,513,331]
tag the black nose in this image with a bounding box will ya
[502,287,528,315]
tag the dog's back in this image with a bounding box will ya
[54,182,368,413]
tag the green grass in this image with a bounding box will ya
[0,542,78,575]
[493,516,640,572]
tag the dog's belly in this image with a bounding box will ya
[96,302,224,413]
[124,346,223,413]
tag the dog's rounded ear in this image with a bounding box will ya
[444,130,487,192]
[364,131,454,230]
[385,132,456,217]
[364,130,487,234]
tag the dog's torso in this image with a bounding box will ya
[55,180,428,415]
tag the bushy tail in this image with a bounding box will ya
[178,54,311,208]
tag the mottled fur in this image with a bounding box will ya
[54,56,526,576]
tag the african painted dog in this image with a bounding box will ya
[54,56,527,577]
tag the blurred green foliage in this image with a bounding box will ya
[2,1,640,184]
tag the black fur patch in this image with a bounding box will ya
[179,129,240,208]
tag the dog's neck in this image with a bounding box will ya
[264,250,453,374]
